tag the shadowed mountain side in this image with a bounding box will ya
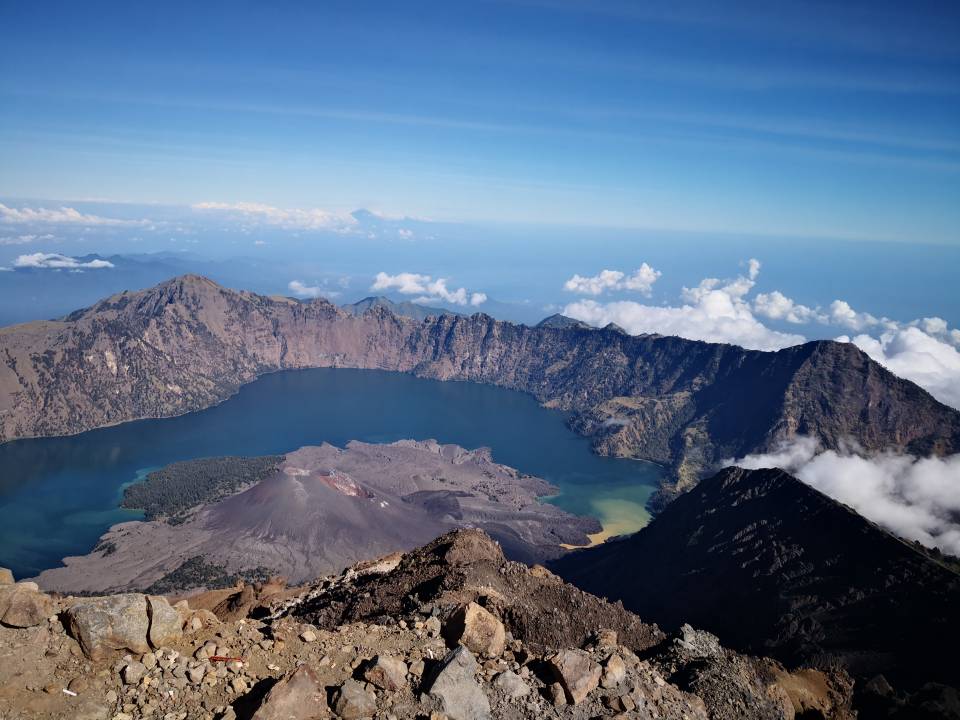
[34,440,598,593]
[1,275,957,505]
[550,466,960,691]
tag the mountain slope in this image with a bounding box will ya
[550,466,960,689]
[1,275,957,502]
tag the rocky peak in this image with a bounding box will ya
[0,530,865,719]
[551,466,960,694]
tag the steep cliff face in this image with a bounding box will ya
[551,467,960,691]
[1,275,958,499]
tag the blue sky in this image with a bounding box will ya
[1,0,959,242]
[1,1,959,410]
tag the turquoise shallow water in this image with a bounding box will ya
[0,368,660,578]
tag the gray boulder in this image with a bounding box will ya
[66,594,151,659]
[425,645,491,720]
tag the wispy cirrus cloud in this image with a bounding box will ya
[0,233,54,246]
[372,271,486,307]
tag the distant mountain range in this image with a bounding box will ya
[1,275,957,507]
[552,466,960,692]
[341,296,462,322]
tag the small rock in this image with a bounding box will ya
[363,654,407,692]
[105,690,118,704]
[548,682,566,706]
[187,665,206,684]
[252,664,326,720]
[425,645,491,720]
[443,602,505,658]
[299,628,317,643]
[230,676,247,694]
[142,652,157,670]
[121,661,146,685]
[66,676,90,694]
[424,617,442,637]
[601,653,627,688]
[593,628,618,649]
[331,678,376,719]
[547,649,601,704]
[493,670,529,699]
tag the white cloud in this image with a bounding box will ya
[13,253,114,270]
[563,259,804,351]
[193,201,357,232]
[564,263,661,296]
[0,233,54,246]
[840,327,960,409]
[0,203,146,227]
[372,272,431,295]
[371,271,486,307]
[727,437,960,556]
[753,290,826,324]
[397,228,414,239]
[829,299,884,332]
[287,280,339,299]
[562,260,960,409]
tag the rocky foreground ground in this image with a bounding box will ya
[0,530,864,720]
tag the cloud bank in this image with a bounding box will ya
[564,259,804,351]
[193,201,357,232]
[564,263,661,296]
[13,253,114,270]
[0,203,145,227]
[727,437,960,556]
[372,271,486,307]
[562,259,960,408]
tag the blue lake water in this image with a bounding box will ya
[0,368,661,579]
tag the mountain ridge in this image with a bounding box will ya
[551,466,960,692]
[1,274,957,506]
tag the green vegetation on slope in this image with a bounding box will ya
[121,455,284,522]
[143,555,276,594]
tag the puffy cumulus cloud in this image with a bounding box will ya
[753,290,826,324]
[563,259,805,351]
[287,280,339,299]
[372,272,486,307]
[840,327,960,410]
[727,437,960,556]
[564,263,661,297]
[193,201,358,232]
[0,203,146,227]
[829,299,885,332]
[13,253,114,270]
[0,233,54,246]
